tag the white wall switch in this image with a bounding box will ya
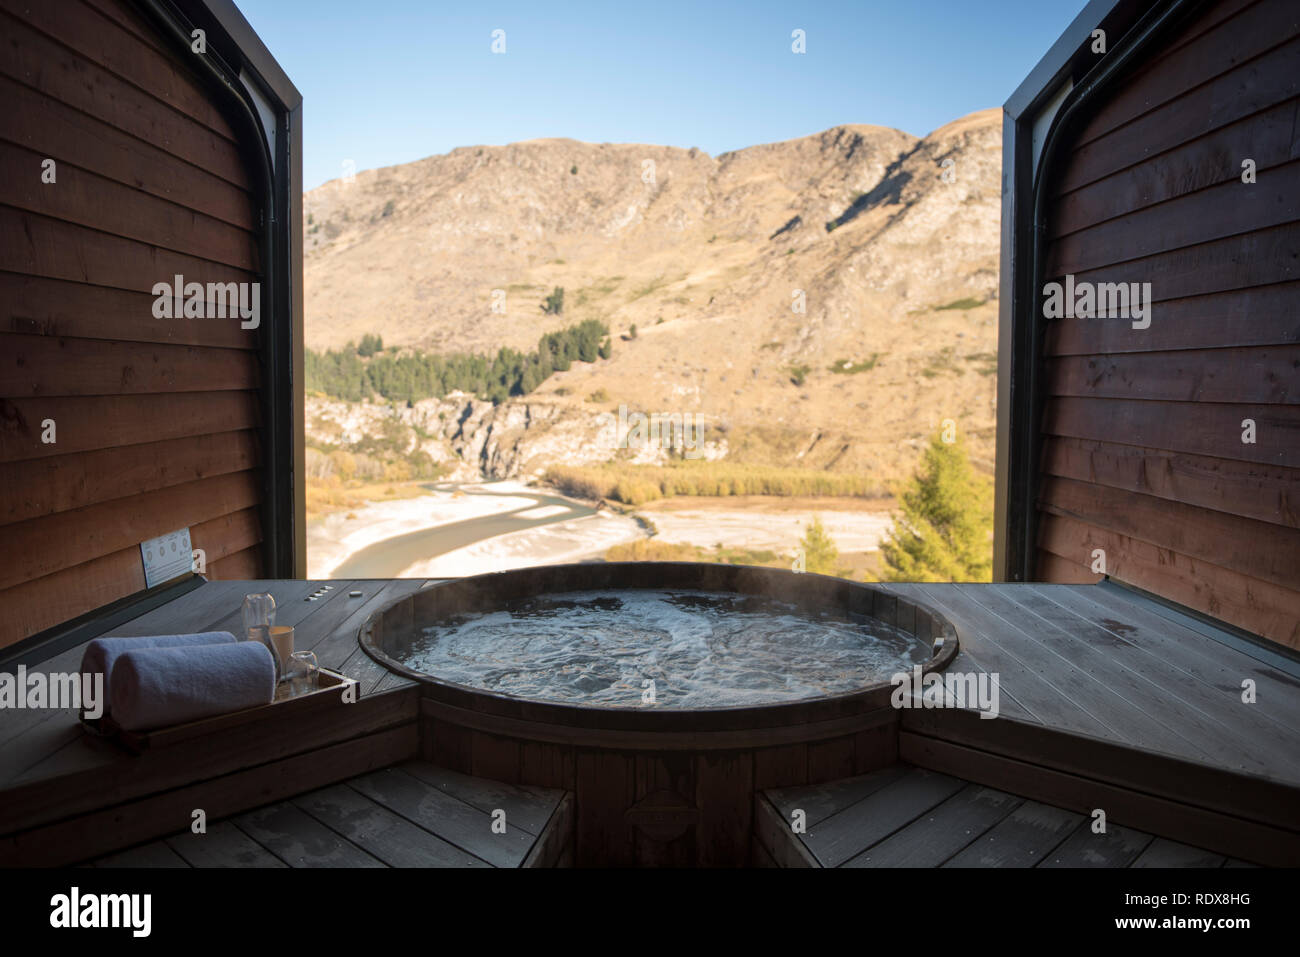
[140,528,194,588]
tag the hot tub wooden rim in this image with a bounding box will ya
[359,562,960,732]
[418,696,900,751]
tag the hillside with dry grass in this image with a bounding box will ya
[303,108,1001,484]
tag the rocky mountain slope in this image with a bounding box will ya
[304,108,1001,481]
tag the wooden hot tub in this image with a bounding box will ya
[359,562,959,866]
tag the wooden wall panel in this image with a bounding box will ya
[1035,0,1300,648]
[0,0,267,648]
[1056,28,1300,193]
[0,9,252,188]
[0,392,260,461]
[0,274,258,349]
[0,431,260,526]
[0,334,259,397]
[0,75,256,230]
[1066,0,1284,154]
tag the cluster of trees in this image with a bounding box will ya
[305,319,612,404]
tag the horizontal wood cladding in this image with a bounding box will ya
[1044,282,1300,356]
[0,548,146,651]
[1056,25,1300,194]
[0,9,252,189]
[1066,0,1288,155]
[1046,221,1299,299]
[1039,475,1298,591]
[0,333,259,397]
[0,0,268,647]
[0,207,257,292]
[0,141,259,271]
[0,471,262,591]
[0,392,260,462]
[1042,437,1300,529]
[1043,397,1299,467]
[0,431,260,526]
[0,0,241,144]
[1044,346,1299,404]
[0,274,258,349]
[1033,0,1300,648]
[1050,162,1300,273]
[1037,515,1300,648]
[0,75,256,231]
[1050,100,1300,239]
[204,546,262,582]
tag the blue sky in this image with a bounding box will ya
[237,0,1088,191]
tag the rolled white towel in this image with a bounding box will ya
[110,642,276,732]
[80,632,238,697]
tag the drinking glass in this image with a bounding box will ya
[286,650,319,696]
[241,592,277,643]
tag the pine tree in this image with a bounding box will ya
[880,432,993,582]
[799,515,849,577]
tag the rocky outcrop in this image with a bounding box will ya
[307,394,728,481]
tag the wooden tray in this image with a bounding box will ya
[82,667,358,754]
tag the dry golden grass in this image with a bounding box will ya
[305,476,430,521]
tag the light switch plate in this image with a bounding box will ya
[140,528,193,588]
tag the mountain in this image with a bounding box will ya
[303,108,1002,481]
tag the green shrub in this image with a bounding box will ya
[880,433,993,582]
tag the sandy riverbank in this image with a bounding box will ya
[308,481,898,580]
[307,482,539,578]
[399,510,644,578]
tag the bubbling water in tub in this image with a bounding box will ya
[400,589,930,708]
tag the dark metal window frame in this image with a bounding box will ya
[993,0,1207,581]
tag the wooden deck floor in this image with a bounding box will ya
[880,581,1300,786]
[3,578,1296,794]
[0,578,437,794]
[88,759,572,868]
[757,765,1259,868]
[0,577,1297,865]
